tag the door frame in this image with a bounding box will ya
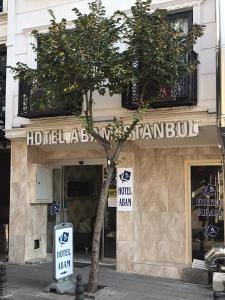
[50,162,113,259]
[185,160,224,264]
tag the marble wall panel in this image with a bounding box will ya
[167,212,185,242]
[140,182,168,212]
[9,139,48,263]
[10,139,27,183]
[8,235,26,264]
[134,262,183,279]
[9,140,28,263]
[24,204,47,261]
[9,182,26,233]
[140,149,169,183]
[117,241,134,272]
[43,149,104,161]
[131,145,221,277]
[167,155,185,212]
[168,241,185,264]
[117,212,134,242]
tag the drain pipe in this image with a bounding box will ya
[216,0,225,151]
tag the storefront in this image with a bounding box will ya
[5,112,224,279]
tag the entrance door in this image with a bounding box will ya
[48,164,117,259]
[64,165,102,257]
[191,165,224,260]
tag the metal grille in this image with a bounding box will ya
[18,79,82,118]
[122,51,197,110]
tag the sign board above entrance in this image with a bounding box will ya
[27,120,199,146]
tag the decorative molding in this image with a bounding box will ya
[151,0,205,11]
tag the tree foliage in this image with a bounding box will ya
[11,0,204,293]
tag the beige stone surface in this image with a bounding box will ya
[118,145,222,278]
[134,261,185,279]
[9,139,48,263]
[8,138,222,279]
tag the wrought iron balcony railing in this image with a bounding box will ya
[122,51,198,110]
[18,80,82,118]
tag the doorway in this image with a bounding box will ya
[191,165,224,260]
[64,165,102,257]
[47,164,117,259]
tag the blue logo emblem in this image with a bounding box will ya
[48,203,60,216]
[119,171,131,183]
[203,224,219,238]
[59,232,69,246]
[203,184,216,196]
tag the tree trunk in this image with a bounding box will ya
[87,165,115,293]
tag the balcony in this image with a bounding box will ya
[18,80,82,119]
[122,51,198,110]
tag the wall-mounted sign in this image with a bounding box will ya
[117,168,133,212]
[27,120,199,146]
[203,224,219,238]
[48,203,60,216]
[54,223,73,281]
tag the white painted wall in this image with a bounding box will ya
[5,0,217,129]
[0,0,8,44]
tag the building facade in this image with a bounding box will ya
[4,0,225,279]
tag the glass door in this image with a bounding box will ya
[191,165,224,260]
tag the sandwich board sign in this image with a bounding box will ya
[44,223,74,294]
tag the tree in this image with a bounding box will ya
[11,0,204,292]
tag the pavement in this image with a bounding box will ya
[0,260,220,300]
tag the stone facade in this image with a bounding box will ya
[4,0,225,280]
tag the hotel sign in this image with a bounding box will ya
[54,223,73,281]
[27,120,199,146]
[117,168,134,211]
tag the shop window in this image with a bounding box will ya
[0,0,3,12]
[191,165,224,260]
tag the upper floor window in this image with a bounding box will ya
[167,10,193,35]
[0,0,7,13]
[0,0,3,12]
[18,31,82,119]
[122,10,197,110]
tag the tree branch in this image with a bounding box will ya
[84,91,111,153]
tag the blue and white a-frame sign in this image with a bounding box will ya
[44,223,74,295]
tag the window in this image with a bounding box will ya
[191,165,224,260]
[167,10,193,35]
[0,0,7,13]
[18,31,82,118]
[122,10,197,110]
